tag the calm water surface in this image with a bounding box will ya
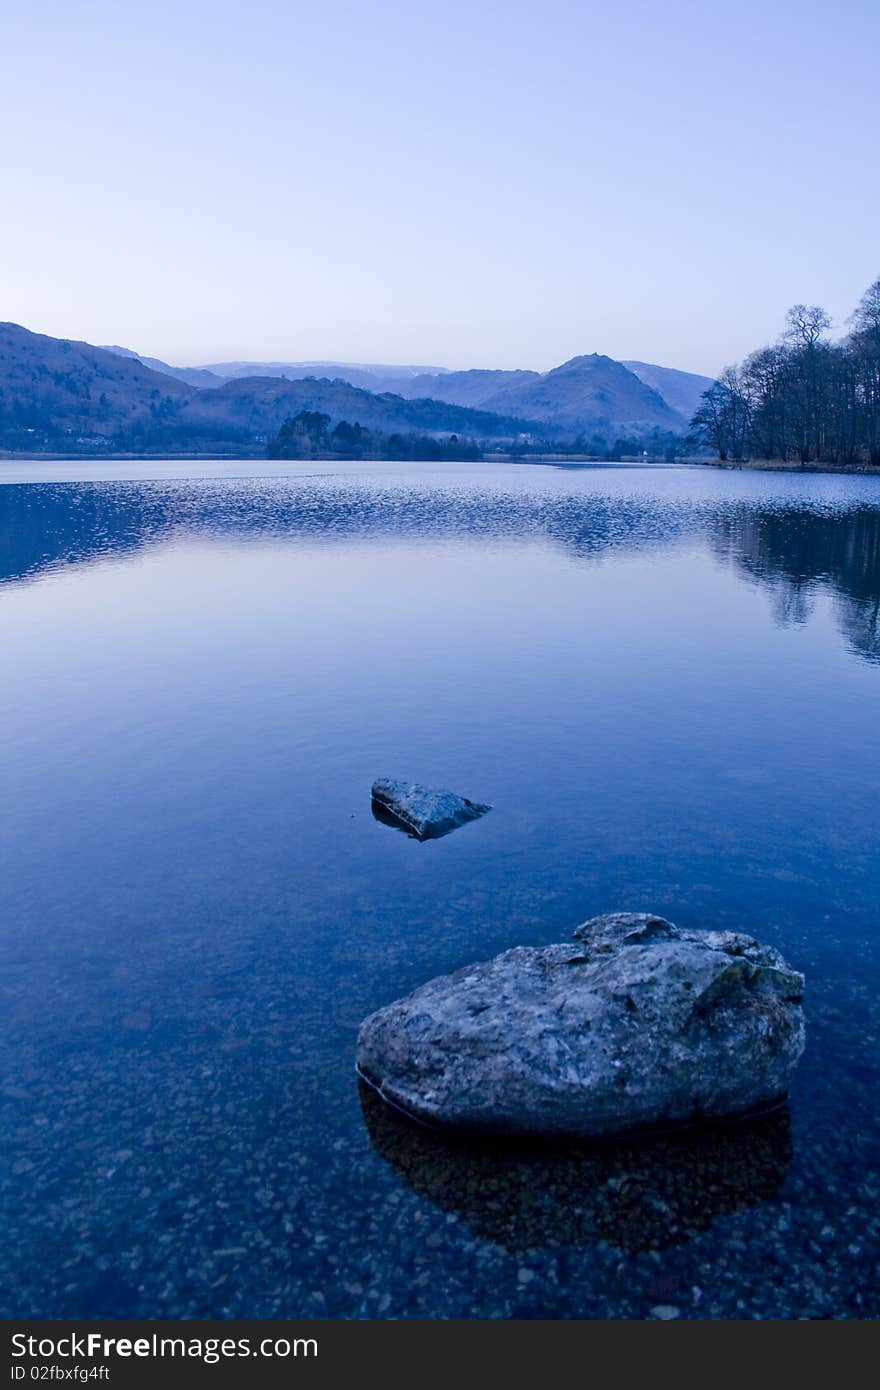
[1,460,878,1318]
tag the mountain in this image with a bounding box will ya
[195,360,449,392]
[0,322,192,447]
[394,356,685,434]
[475,355,683,434]
[621,361,715,423]
[101,345,226,390]
[103,352,453,395]
[94,341,708,430]
[177,376,538,442]
[0,324,538,453]
[395,368,541,408]
[0,323,696,455]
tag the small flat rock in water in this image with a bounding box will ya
[371,778,491,841]
[356,913,805,1138]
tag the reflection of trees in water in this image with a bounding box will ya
[360,1082,792,1256]
[834,593,880,662]
[711,505,880,663]
[4,481,880,664]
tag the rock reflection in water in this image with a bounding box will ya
[360,1081,792,1255]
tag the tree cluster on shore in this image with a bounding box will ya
[690,278,880,465]
[502,427,686,462]
[266,411,482,461]
[266,411,693,464]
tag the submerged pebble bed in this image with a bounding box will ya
[1,464,879,1318]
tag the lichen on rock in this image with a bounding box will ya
[356,913,805,1138]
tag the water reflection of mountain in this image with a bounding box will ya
[0,484,161,586]
[359,1083,792,1255]
[3,483,880,664]
[711,505,880,663]
[0,479,694,588]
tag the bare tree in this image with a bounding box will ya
[694,279,879,467]
[690,367,751,461]
[784,304,832,349]
[743,346,788,459]
[849,279,880,464]
[782,304,832,462]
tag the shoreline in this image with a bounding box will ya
[2,451,880,479]
[697,457,880,477]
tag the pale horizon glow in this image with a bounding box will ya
[2,0,878,377]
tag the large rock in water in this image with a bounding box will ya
[371,778,491,841]
[356,913,805,1138]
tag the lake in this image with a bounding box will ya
[1,459,878,1319]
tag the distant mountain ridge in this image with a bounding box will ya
[396,368,542,408]
[429,354,681,434]
[1,323,708,455]
[100,346,226,390]
[0,324,540,453]
[104,344,712,428]
[198,359,450,390]
[176,375,538,444]
[102,348,450,394]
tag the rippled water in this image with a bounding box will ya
[1,460,878,1318]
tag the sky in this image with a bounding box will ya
[1,0,878,376]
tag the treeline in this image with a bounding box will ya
[266,411,482,461]
[691,277,880,465]
[503,428,686,461]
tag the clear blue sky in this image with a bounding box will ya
[2,0,877,375]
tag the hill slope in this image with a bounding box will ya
[0,323,193,447]
[394,368,540,408]
[0,324,538,452]
[0,324,693,454]
[113,347,703,429]
[622,361,715,422]
[478,355,684,434]
[178,376,538,441]
[392,356,685,434]
[101,345,226,390]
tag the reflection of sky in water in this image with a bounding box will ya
[3,462,880,662]
[0,462,878,1318]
